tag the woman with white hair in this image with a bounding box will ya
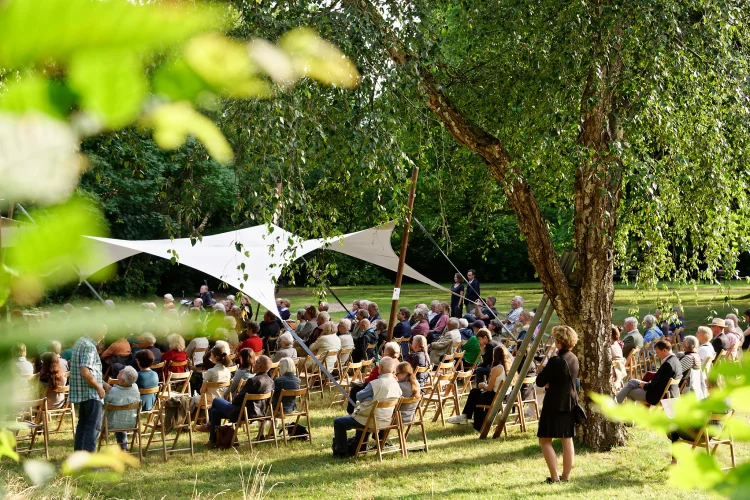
[308,321,341,371]
[103,366,141,451]
[272,357,301,414]
[135,332,162,363]
[272,332,298,362]
[642,314,663,344]
[337,319,354,364]
[162,334,188,373]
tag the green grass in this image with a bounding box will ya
[18,281,748,498]
[0,395,736,499]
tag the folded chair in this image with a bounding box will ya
[143,394,194,462]
[330,361,363,408]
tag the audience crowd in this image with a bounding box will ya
[5,274,743,483]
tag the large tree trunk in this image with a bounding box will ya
[345,0,626,450]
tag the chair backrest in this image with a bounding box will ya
[107,377,118,386]
[19,398,47,424]
[139,386,160,396]
[268,361,280,379]
[104,401,141,412]
[450,341,462,353]
[228,364,238,374]
[233,379,247,397]
[203,381,231,393]
[103,401,141,430]
[437,361,454,375]
[243,392,272,401]
[164,370,192,394]
[168,359,189,371]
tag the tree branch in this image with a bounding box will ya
[344,0,577,318]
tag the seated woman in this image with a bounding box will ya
[228,348,255,397]
[297,305,318,343]
[610,326,626,391]
[410,309,430,338]
[103,366,141,451]
[337,320,355,365]
[186,332,209,369]
[259,310,281,352]
[373,320,389,349]
[307,321,341,371]
[272,333,298,362]
[238,322,263,354]
[38,352,67,410]
[161,334,188,373]
[223,316,239,346]
[132,332,162,363]
[677,335,704,396]
[352,319,376,362]
[447,345,514,430]
[272,357,301,415]
[406,335,430,387]
[351,309,369,339]
[294,309,307,335]
[135,349,159,411]
[193,346,232,408]
[395,362,420,423]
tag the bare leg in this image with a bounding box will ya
[539,438,559,481]
[561,438,574,480]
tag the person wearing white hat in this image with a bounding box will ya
[710,317,731,355]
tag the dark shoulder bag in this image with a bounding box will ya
[561,355,587,425]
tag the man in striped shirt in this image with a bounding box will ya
[70,321,109,452]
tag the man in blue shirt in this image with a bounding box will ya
[642,314,663,344]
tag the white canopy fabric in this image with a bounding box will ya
[79,221,446,317]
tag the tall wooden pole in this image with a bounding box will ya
[0,203,15,321]
[387,166,419,341]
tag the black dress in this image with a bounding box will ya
[536,349,579,439]
[450,283,464,318]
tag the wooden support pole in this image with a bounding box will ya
[0,203,15,321]
[386,166,419,341]
[479,250,577,439]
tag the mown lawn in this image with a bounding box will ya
[0,394,736,499]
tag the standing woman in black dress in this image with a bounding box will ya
[450,274,464,318]
[536,325,579,483]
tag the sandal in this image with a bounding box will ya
[545,477,560,484]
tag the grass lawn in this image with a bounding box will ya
[0,395,736,499]
[12,281,747,498]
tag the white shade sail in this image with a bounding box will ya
[78,221,447,316]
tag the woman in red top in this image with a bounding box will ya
[237,322,263,353]
[161,334,188,372]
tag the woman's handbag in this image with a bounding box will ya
[561,355,587,425]
[215,425,237,449]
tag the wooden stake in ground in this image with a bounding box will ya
[386,166,419,341]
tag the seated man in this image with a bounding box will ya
[502,295,524,326]
[131,332,162,364]
[332,356,401,458]
[206,355,274,447]
[621,317,643,358]
[428,318,462,366]
[710,318,731,355]
[616,340,681,405]
[473,296,499,324]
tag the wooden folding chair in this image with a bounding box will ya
[166,359,189,373]
[192,381,231,427]
[365,343,377,360]
[360,358,375,375]
[517,376,540,429]
[273,388,312,445]
[190,347,208,369]
[160,370,192,399]
[228,364,238,375]
[98,401,143,462]
[143,394,194,462]
[231,379,248,399]
[421,372,459,427]
[450,341,462,354]
[416,366,432,391]
[435,360,455,377]
[397,395,428,456]
[231,392,278,451]
[336,349,354,375]
[300,353,326,399]
[675,410,736,469]
[138,386,161,426]
[150,361,166,382]
[453,351,466,371]
[330,361,363,407]
[46,386,76,437]
[13,399,49,459]
[267,337,279,355]
[453,370,473,402]
[624,348,640,381]
[642,378,680,408]
[268,361,280,379]
[353,398,401,462]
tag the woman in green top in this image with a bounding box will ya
[462,328,485,366]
